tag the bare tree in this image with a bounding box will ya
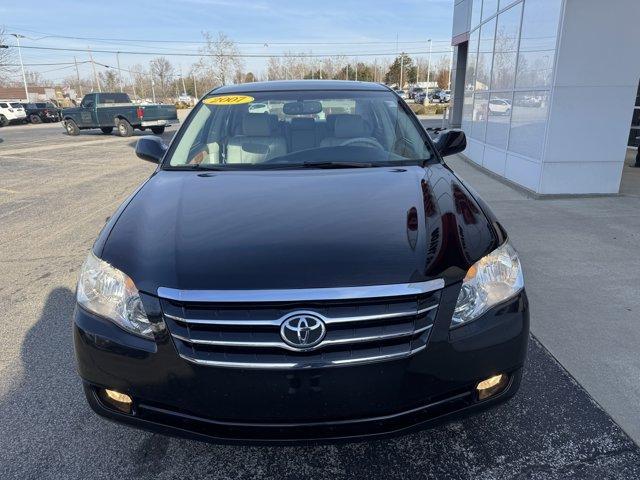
[195,31,244,88]
[98,70,119,91]
[149,57,174,100]
[0,26,16,86]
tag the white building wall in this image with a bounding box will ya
[454,0,640,195]
[539,0,640,194]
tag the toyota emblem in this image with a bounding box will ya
[280,312,326,350]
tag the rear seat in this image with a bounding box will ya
[289,117,317,152]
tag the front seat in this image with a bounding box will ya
[319,114,381,148]
[226,114,287,164]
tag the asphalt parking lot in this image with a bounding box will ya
[1,120,639,479]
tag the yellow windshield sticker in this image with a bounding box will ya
[203,95,255,106]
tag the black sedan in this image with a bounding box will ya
[73,80,528,443]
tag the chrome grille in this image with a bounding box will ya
[158,281,443,369]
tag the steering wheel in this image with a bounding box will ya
[339,137,383,149]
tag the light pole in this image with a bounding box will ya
[116,52,123,92]
[10,34,29,101]
[426,39,433,92]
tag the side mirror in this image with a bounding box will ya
[136,136,168,163]
[434,129,466,157]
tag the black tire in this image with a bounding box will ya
[0,115,8,127]
[65,119,80,136]
[100,127,114,135]
[151,126,165,135]
[116,119,133,137]
[30,114,42,124]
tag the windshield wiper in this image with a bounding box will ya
[166,164,228,171]
[302,161,374,169]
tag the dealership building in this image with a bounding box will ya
[449,0,640,195]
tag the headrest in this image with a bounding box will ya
[242,114,273,136]
[326,113,350,131]
[290,117,315,131]
[334,115,369,138]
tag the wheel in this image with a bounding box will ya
[116,119,133,137]
[151,126,165,135]
[30,114,42,124]
[100,127,113,134]
[0,115,8,127]
[65,119,80,136]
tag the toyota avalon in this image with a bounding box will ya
[74,80,528,443]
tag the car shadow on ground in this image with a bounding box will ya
[1,287,639,480]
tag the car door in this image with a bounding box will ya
[79,95,98,126]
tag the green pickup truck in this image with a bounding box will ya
[62,93,178,137]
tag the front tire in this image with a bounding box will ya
[30,114,42,124]
[116,119,133,137]
[0,115,8,127]
[150,126,165,135]
[100,127,113,134]
[65,119,80,136]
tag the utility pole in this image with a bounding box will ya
[151,79,156,103]
[73,56,83,97]
[400,55,404,89]
[88,47,101,92]
[346,62,349,81]
[355,57,358,81]
[426,39,433,92]
[10,34,29,101]
[116,52,123,92]
[193,74,198,99]
[180,66,187,94]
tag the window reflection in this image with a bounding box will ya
[486,92,513,149]
[471,93,489,140]
[482,0,498,21]
[476,18,496,90]
[465,29,480,92]
[470,0,483,29]
[508,91,549,158]
[516,0,562,88]
[491,3,522,90]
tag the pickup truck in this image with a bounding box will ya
[62,92,178,137]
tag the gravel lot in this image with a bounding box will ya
[0,120,639,479]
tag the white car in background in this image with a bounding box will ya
[0,101,27,126]
[488,98,512,115]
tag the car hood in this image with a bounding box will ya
[97,165,498,295]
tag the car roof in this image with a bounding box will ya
[209,80,391,95]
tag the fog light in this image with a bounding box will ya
[100,388,133,413]
[476,374,508,400]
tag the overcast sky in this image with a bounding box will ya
[2,0,454,83]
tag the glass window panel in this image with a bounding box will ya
[471,92,490,140]
[465,29,480,92]
[516,0,562,89]
[491,3,522,90]
[632,108,640,128]
[462,91,474,122]
[508,91,550,159]
[476,18,496,91]
[485,92,513,149]
[471,0,483,29]
[482,0,498,21]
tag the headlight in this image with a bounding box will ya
[77,251,155,339]
[451,242,524,328]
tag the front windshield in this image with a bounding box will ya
[166,89,434,169]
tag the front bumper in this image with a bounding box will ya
[141,119,179,127]
[74,288,529,443]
